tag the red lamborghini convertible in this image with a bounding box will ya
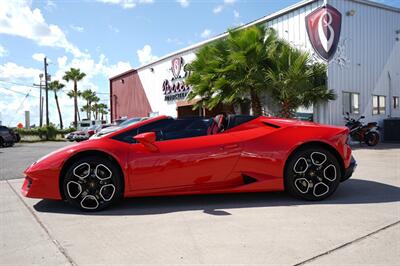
[22,114,356,211]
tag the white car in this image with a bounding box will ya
[90,117,147,139]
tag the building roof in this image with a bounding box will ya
[110,0,399,79]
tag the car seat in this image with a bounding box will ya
[207,114,226,135]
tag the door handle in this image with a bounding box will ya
[222,144,239,150]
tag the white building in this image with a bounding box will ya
[110,0,400,126]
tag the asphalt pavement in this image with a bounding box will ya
[0,141,72,180]
[0,141,399,265]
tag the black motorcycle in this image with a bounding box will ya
[344,112,380,146]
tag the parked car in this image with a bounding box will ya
[0,126,20,147]
[91,117,147,139]
[22,114,356,211]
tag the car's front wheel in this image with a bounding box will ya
[285,146,341,201]
[62,156,123,211]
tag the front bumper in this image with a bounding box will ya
[341,155,357,182]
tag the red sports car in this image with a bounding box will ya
[22,114,356,211]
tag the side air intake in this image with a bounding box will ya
[243,175,258,185]
[263,122,280,128]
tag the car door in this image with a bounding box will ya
[127,127,242,192]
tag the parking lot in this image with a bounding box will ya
[1,141,399,265]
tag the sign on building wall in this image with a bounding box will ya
[306,4,342,61]
[162,57,191,101]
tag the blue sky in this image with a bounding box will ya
[0,0,399,127]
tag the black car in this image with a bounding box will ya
[0,126,20,147]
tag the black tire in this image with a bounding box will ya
[62,156,123,211]
[284,146,341,201]
[0,137,4,148]
[365,132,379,146]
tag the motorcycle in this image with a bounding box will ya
[344,112,380,146]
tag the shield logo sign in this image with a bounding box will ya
[306,4,342,61]
[171,57,182,79]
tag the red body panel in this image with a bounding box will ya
[22,116,352,200]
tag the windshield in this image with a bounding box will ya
[119,117,142,127]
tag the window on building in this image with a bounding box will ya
[343,92,360,114]
[372,95,386,115]
[394,96,399,109]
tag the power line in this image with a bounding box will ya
[0,86,38,97]
[7,88,33,126]
[0,79,38,88]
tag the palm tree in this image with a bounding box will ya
[81,89,96,120]
[97,103,109,121]
[48,80,65,129]
[66,90,82,123]
[265,44,336,118]
[63,68,86,127]
[90,96,101,120]
[186,26,280,116]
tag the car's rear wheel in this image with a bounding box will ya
[285,146,341,201]
[0,137,4,147]
[62,156,123,211]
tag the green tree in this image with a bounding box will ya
[186,26,280,116]
[265,44,335,118]
[63,68,86,127]
[81,89,96,120]
[98,103,109,121]
[48,80,65,129]
[90,96,101,120]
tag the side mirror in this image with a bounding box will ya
[134,132,158,152]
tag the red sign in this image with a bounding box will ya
[306,4,342,61]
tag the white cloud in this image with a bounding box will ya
[0,62,41,82]
[233,10,240,18]
[32,53,46,62]
[176,0,189,8]
[103,61,132,78]
[45,0,56,11]
[57,56,68,69]
[213,0,236,15]
[213,5,223,14]
[0,1,86,58]
[0,45,8,57]
[96,0,154,9]
[200,29,211,38]
[70,24,84,32]
[137,45,158,66]
[0,52,134,127]
[108,25,120,33]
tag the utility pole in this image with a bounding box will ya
[39,73,43,127]
[44,57,49,126]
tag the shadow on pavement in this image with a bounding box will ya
[33,179,400,216]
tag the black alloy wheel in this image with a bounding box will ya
[62,156,123,211]
[365,132,379,146]
[285,147,341,201]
